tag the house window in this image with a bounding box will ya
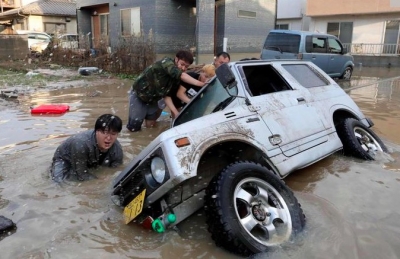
[238,10,256,19]
[275,24,289,30]
[383,20,400,54]
[100,14,109,36]
[121,7,141,36]
[43,23,66,35]
[327,22,353,44]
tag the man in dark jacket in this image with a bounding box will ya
[127,50,205,132]
[50,114,123,182]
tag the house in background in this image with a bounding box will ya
[276,0,310,31]
[76,0,276,63]
[307,0,400,54]
[0,0,77,35]
[277,0,400,55]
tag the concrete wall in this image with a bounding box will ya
[276,18,306,31]
[0,35,29,60]
[155,0,196,54]
[354,55,400,68]
[278,0,304,19]
[216,0,276,54]
[196,0,215,64]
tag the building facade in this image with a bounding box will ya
[276,0,310,31]
[307,0,400,46]
[76,0,276,63]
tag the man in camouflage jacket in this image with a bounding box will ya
[127,50,205,132]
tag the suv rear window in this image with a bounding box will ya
[263,32,300,54]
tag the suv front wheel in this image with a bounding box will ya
[204,161,306,256]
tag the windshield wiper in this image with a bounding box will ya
[265,46,282,53]
[212,96,235,113]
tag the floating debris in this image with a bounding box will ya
[0,89,18,99]
[78,67,99,76]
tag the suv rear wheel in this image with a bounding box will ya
[340,66,353,80]
[337,118,388,160]
[204,161,305,256]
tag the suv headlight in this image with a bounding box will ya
[150,157,166,183]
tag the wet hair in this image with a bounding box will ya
[175,50,194,64]
[216,51,231,60]
[94,114,123,132]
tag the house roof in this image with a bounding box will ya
[0,0,77,19]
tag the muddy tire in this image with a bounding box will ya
[336,118,387,160]
[204,161,305,256]
[340,66,353,80]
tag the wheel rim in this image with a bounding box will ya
[233,177,292,246]
[354,126,384,156]
[343,68,351,80]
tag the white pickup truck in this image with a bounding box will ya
[112,60,386,256]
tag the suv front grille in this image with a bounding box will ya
[119,171,145,206]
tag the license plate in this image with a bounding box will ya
[123,189,146,224]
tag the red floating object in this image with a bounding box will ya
[31,104,70,115]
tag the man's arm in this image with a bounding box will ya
[181,72,205,87]
[177,85,191,104]
[164,96,180,119]
[70,141,96,180]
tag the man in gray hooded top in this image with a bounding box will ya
[50,114,123,182]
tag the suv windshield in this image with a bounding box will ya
[173,77,238,127]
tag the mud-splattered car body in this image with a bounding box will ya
[112,60,385,256]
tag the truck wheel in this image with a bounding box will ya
[204,161,305,256]
[340,66,353,80]
[336,118,387,160]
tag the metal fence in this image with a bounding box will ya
[343,43,400,56]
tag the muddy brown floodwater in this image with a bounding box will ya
[1,67,400,259]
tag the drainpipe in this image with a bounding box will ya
[17,8,28,30]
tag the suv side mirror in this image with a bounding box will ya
[342,47,348,54]
[216,63,237,89]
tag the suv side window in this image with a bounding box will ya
[282,64,329,88]
[328,38,342,53]
[312,37,327,53]
[242,65,291,96]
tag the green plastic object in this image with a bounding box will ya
[151,214,176,233]
[167,214,176,223]
[152,219,165,233]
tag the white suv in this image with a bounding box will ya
[112,60,387,256]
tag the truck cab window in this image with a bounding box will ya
[242,65,291,96]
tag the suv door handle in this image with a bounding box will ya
[297,97,305,103]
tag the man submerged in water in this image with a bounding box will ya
[50,114,123,182]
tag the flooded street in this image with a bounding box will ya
[1,67,400,259]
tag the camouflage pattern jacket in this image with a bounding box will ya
[132,57,182,104]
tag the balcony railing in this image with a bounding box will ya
[343,43,400,56]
